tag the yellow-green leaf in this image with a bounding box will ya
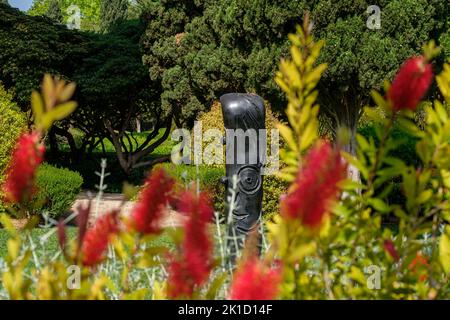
[0,214,17,236]
[439,227,450,274]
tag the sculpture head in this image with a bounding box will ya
[220,93,265,260]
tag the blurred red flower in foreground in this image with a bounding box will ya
[130,168,174,234]
[167,191,214,298]
[387,56,433,111]
[408,252,429,282]
[281,141,347,228]
[81,211,119,267]
[383,239,400,261]
[2,132,45,204]
[230,257,282,300]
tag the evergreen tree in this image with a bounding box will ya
[46,0,63,23]
[99,0,128,33]
[141,0,448,149]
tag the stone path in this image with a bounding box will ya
[71,191,186,227]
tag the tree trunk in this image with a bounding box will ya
[135,117,141,133]
[342,124,360,183]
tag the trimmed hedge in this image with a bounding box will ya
[34,164,83,218]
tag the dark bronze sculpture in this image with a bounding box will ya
[220,93,265,261]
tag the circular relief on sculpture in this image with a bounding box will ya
[237,165,261,195]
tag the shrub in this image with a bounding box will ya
[0,83,26,214]
[197,100,282,161]
[33,164,83,218]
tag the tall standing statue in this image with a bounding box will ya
[220,93,265,262]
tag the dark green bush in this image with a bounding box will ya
[34,164,83,218]
[262,175,289,221]
[358,122,420,206]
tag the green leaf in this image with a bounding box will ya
[371,90,388,109]
[349,266,366,285]
[415,190,432,205]
[278,123,298,153]
[367,198,391,213]
[0,214,17,236]
[205,272,227,300]
[31,91,44,122]
[41,101,78,131]
[439,227,450,274]
[397,118,424,138]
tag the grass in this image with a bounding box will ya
[0,227,77,259]
[0,227,173,260]
[46,127,225,194]
[59,128,177,157]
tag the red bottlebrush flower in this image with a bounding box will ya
[130,168,174,234]
[57,219,66,252]
[383,239,400,261]
[387,56,433,111]
[76,202,91,250]
[280,141,347,228]
[230,257,282,300]
[408,252,429,282]
[81,211,119,267]
[167,191,214,299]
[2,132,45,204]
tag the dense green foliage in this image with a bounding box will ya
[0,4,87,107]
[0,5,167,174]
[45,0,63,23]
[313,0,448,139]
[99,0,128,33]
[34,164,83,218]
[28,0,102,31]
[140,0,302,125]
[139,0,448,154]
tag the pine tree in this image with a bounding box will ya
[46,0,63,23]
[0,0,9,6]
[99,0,128,33]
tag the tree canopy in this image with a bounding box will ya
[28,0,102,31]
[0,4,167,174]
[0,4,87,107]
[99,0,129,33]
[139,0,449,152]
[45,0,63,23]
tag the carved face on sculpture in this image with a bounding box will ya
[220,93,265,256]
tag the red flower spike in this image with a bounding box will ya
[2,133,45,205]
[130,168,174,234]
[387,56,433,111]
[167,191,214,299]
[76,202,91,251]
[408,252,429,282]
[57,219,66,252]
[383,239,400,261]
[230,257,282,300]
[81,211,119,267]
[280,141,347,228]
